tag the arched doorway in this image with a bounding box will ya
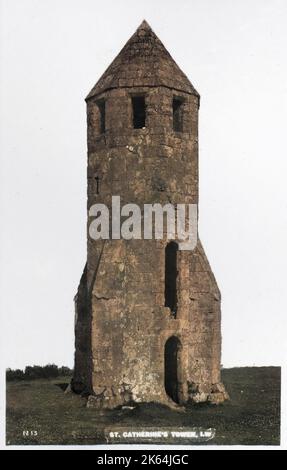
[164,336,182,404]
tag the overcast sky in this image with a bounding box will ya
[1,0,287,369]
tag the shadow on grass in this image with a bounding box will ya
[55,383,69,392]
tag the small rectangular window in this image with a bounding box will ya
[173,97,184,132]
[132,96,146,129]
[96,99,106,134]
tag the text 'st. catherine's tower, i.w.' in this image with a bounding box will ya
[72,21,228,408]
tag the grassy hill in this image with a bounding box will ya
[6,366,280,446]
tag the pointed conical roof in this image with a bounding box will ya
[86,20,199,100]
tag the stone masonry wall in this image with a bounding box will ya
[73,21,228,408]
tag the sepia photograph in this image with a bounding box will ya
[0,0,286,452]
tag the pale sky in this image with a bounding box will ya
[1,0,287,369]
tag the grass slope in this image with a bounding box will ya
[6,366,280,446]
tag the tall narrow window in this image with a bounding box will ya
[165,336,182,404]
[96,99,106,134]
[132,96,146,129]
[165,241,178,317]
[173,97,184,132]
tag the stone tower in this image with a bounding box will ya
[73,21,228,408]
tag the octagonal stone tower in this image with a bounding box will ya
[72,21,228,408]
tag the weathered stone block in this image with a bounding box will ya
[73,20,227,409]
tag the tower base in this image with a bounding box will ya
[81,382,229,410]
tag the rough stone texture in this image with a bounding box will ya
[86,20,199,100]
[73,20,228,408]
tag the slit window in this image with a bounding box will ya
[165,241,178,317]
[173,98,184,132]
[96,99,106,134]
[132,96,146,129]
[95,175,100,194]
